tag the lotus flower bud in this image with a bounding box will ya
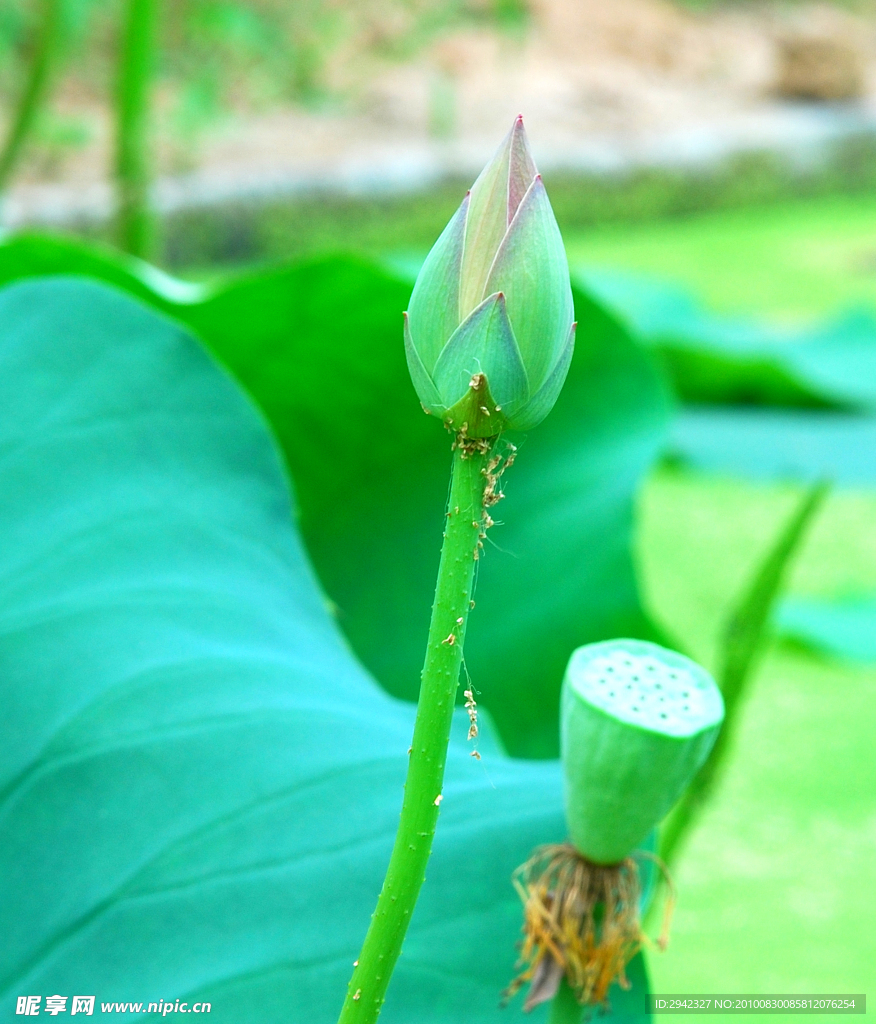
[404,116,576,438]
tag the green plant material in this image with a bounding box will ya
[660,481,829,865]
[0,0,67,192]
[162,0,339,127]
[668,407,876,487]
[510,843,654,1012]
[405,116,575,436]
[720,482,827,702]
[577,270,876,411]
[0,234,671,757]
[31,108,92,149]
[637,470,876,996]
[549,978,583,1024]
[491,0,528,29]
[337,438,507,1024]
[507,641,720,1016]
[0,233,176,304]
[0,274,652,1022]
[777,593,876,663]
[565,185,876,322]
[508,827,661,1017]
[157,143,876,273]
[562,640,724,865]
[115,0,156,257]
[343,118,578,1022]
[654,347,829,409]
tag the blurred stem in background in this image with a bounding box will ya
[495,0,528,28]
[0,0,67,194]
[115,0,157,257]
[660,480,829,866]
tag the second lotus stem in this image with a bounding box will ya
[0,0,66,194]
[115,0,156,257]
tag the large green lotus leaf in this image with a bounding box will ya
[777,594,876,664]
[578,268,876,410]
[178,264,671,758]
[0,234,671,757]
[0,277,651,1021]
[0,233,184,308]
[668,407,876,485]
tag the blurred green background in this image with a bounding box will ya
[1,0,875,1019]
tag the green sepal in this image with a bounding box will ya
[507,116,538,220]
[484,176,574,389]
[458,117,538,320]
[561,638,724,864]
[441,368,510,437]
[406,191,468,371]
[433,291,528,435]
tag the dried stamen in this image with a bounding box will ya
[503,843,674,1012]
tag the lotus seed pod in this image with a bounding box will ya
[561,638,724,865]
[404,115,576,438]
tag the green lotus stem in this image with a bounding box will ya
[343,115,572,1023]
[659,480,828,866]
[0,0,66,193]
[337,439,496,1024]
[114,0,156,257]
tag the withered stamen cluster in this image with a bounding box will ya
[504,843,674,1012]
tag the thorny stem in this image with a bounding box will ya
[337,436,503,1024]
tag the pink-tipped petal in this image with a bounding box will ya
[483,175,574,389]
[459,118,537,317]
[507,116,538,225]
